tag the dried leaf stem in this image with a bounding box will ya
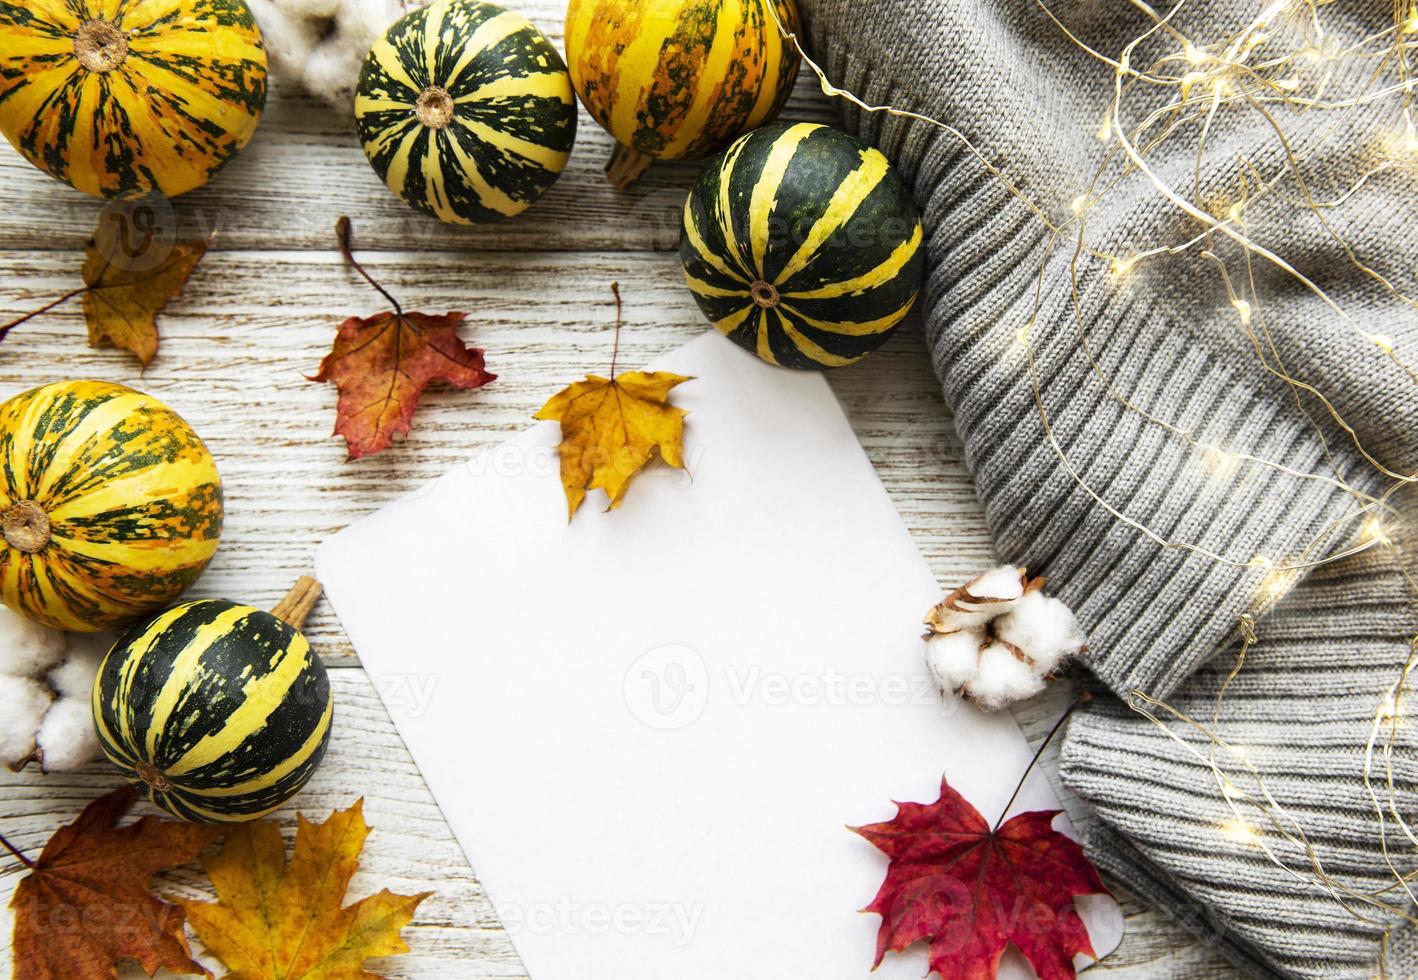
[336,216,403,317]
[0,829,35,869]
[993,690,1091,834]
[608,281,623,379]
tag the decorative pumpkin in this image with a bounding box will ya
[0,381,223,632]
[680,122,925,369]
[565,0,801,187]
[92,579,332,823]
[355,0,577,225]
[0,0,268,200]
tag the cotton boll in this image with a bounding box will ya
[924,565,1086,710]
[966,643,1046,711]
[0,606,66,677]
[1,626,106,772]
[925,630,983,690]
[36,698,100,772]
[995,591,1086,674]
[0,675,52,768]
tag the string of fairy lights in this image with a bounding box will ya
[765,0,1418,968]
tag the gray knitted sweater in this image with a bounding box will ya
[793,1,1418,977]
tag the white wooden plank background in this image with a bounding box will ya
[0,2,1240,975]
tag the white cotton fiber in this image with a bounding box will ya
[925,630,983,690]
[0,606,66,677]
[994,590,1086,674]
[0,675,52,768]
[248,0,413,110]
[36,698,100,772]
[0,609,110,772]
[966,643,1047,710]
[48,637,105,700]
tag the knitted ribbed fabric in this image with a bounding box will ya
[793,1,1418,976]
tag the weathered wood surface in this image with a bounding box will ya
[0,1,1238,973]
[0,247,994,660]
[0,675,1237,980]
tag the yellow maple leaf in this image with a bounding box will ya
[535,370,691,518]
[81,201,208,366]
[182,800,430,980]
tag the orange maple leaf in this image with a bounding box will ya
[8,785,221,980]
[534,284,690,517]
[182,799,430,980]
[311,218,495,460]
[81,201,208,366]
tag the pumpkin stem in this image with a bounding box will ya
[2,501,50,554]
[272,576,322,630]
[605,142,654,189]
[749,280,781,310]
[415,86,456,129]
[73,19,129,73]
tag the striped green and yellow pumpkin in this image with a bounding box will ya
[93,598,333,822]
[0,0,268,200]
[565,0,800,186]
[355,0,576,225]
[0,381,222,632]
[680,122,925,369]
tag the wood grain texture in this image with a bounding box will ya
[0,247,993,659]
[0,674,1239,980]
[0,5,1239,973]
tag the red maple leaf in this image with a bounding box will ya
[312,308,493,459]
[854,776,1109,980]
[311,218,495,459]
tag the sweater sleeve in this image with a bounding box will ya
[793,0,1414,699]
[793,2,1418,976]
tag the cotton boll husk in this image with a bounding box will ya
[995,591,1086,674]
[0,606,65,677]
[925,629,984,690]
[926,565,1026,633]
[964,565,1026,603]
[0,675,52,767]
[966,643,1046,711]
[36,698,99,772]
